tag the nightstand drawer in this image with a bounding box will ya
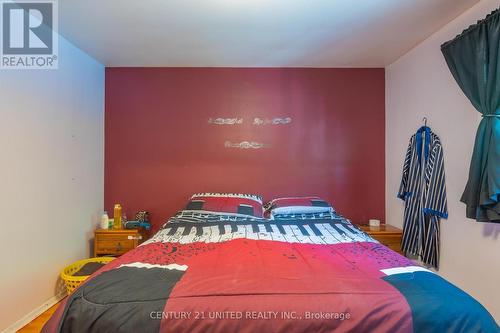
[359,224,403,254]
[94,229,146,256]
[96,233,142,242]
[375,235,402,253]
[96,240,134,254]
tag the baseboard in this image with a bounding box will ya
[1,292,66,333]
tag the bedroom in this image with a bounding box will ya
[0,0,499,332]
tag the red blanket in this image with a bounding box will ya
[43,213,498,332]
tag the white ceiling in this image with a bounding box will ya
[59,0,479,67]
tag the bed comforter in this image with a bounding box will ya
[43,211,498,333]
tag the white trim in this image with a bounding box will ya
[119,262,188,271]
[380,266,433,276]
[190,193,263,203]
[269,196,321,202]
[1,292,66,333]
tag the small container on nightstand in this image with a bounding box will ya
[360,224,403,254]
[94,229,146,256]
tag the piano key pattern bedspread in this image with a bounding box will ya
[146,210,373,245]
[43,211,499,333]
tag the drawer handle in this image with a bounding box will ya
[117,242,122,251]
[127,235,142,240]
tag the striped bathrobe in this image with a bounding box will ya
[398,126,448,269]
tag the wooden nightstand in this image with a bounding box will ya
[94,229,146,256]
[359,224,403,254]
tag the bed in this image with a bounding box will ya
[43,196,498,333]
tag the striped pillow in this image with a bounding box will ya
[265,196,335,218]
[186,193,264,218]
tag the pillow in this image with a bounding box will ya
[186,193,264,218]
[272,211,338,221]
[265,196,334,218]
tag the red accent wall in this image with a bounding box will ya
[105,68,385,231]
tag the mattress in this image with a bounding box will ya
[42,211,498,333]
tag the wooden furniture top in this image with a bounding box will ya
[359,224,403,235]
[94,228,141,234]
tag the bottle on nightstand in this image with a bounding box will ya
[100,211,109,230]
[113,204,122,229]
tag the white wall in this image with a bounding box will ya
[386,0,500,321]
[0,37,104,331]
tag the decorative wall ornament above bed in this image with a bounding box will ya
[208,117,292,126]
[208,118,243,125]
[224,141,270,149]
[253,117,292,125]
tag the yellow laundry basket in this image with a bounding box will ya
[60,257,115,294]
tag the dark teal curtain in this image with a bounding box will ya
[441,8,500,223]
